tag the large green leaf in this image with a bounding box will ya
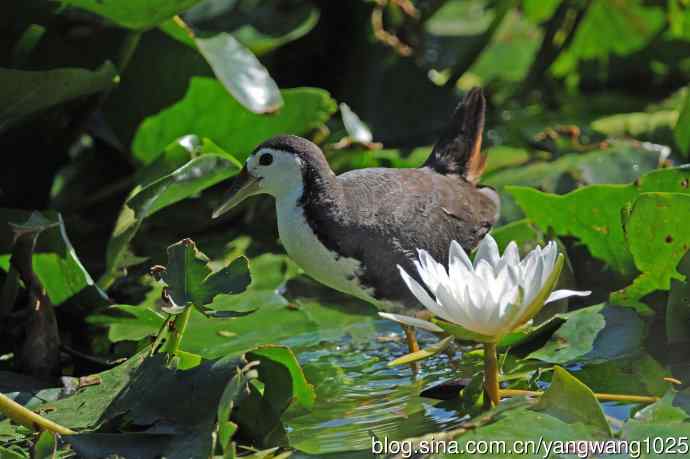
[0,210,106,306]
[612,192,690,309]
[487,140,664,222]
[101,138,240,287]
[131,77,336,164]
[0,63,117,131]
[552,0,665,76]
[61,0,204,30]
[508,167,690,279]
[95,283,377,359]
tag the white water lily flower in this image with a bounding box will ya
[379,235,590,340]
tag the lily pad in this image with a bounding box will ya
[534,366,612,437]
[667,251,690,344]
[575,353,670,398]
[488,140,664,222]
[527,304,607,364]
[526,304,646,364]
[622,390,690,458]
[612,192,690,309]
[509,167,690,280]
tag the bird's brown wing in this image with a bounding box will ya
[332,168,498,309]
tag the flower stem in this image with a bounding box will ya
[483,342,500,406]
[499,389,660,404]
[402,325,421,373]
[0,393,75,435]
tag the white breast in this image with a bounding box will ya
[275,191,377,304]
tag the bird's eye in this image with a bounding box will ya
[259,153,273,166]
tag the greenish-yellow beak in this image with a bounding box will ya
[212,166,262,219]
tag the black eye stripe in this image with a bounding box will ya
[259,153,273,166]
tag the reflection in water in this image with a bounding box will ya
[283,318,657,456]
[284,320,480,455]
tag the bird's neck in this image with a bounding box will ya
[277,164,341,215]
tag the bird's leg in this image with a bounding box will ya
[402,325,420,374]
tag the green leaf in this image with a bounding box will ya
[232,7,320,56]
[553,0,665,74]
[0,210,107,305]
[195,32,282,113]
[0,446,25,459]
[217,367,254,451]
[61,0,204,30]
[164,2,320,56]
[509,167,690,280]
[488,140,664,222]
[0,63,117,131]
[534,366,612,437]
[527,304,606,363]
[592,110,679,143]
[247,345,316,411]
[482,146,530,175]
[31,431,56,459]
[667,251,690,344]
[132,77,337,164]
[91,305,167,342]
[526,304,646,364]
[575,353,670,398]
[622,390,690,458]
[162,239,250,308]
[612,192,690,309]
[675,86,690,157]
[101,142,240,287]
[447,402,610,458]
[62,353,243,458]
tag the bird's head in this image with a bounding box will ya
[212,135,330,218]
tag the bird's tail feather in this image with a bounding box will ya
[423,87,486,184]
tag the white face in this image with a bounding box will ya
[246,147,304,198]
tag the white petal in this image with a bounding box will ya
[475,259,496,283]
[545,289,591,304]
[474,234,500,268]
[496,240,520,272]
[436,282,482,332]
[524,255,544,305]
[417,250,448,290]
[398,266,449,320]
[449,240,473,271]
[378,312,444,333]
[540,241,558,284]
